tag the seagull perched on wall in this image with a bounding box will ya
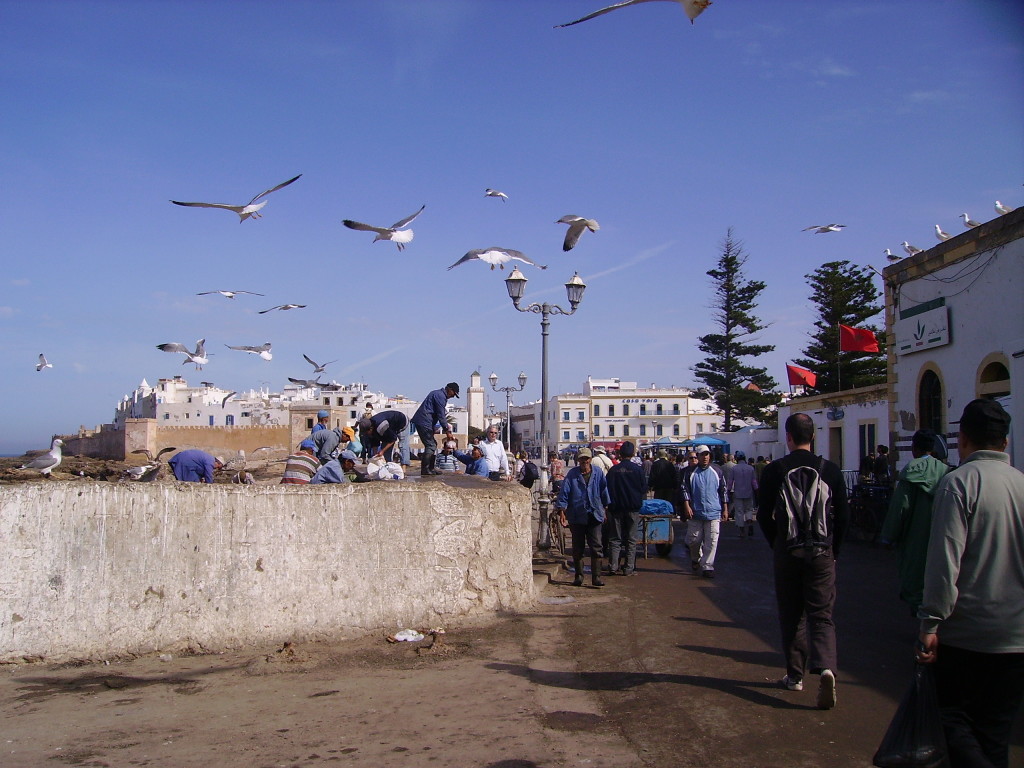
[960,212,982,229]
[170,174,302,223]
[303,354,337,374]
[20,438,64,477]
[225,342,272,361]
[902,241,923,257]
[342,205,425,251]
[447,247,547,271]
[995,201,1015,215]
[885,248,901,262]
[557,215,600,251]
[196,290,264,299]
[36,353,52,372]
[556,0,712,28]
[802,224,846,234]
[484,188,508,202]
[258,304,306,314]
[157,339,209,369]
[934,224,951,241]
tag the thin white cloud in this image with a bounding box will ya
[335,346,405,378]
[10,278,29,287]
[0,306,15,318]
[907,89,951,104]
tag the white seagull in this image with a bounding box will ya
[342,205,426,252]
[21,438,64,477]
[170,174,302,223]
[960,212,982,229]
[484,188,509,202]
[995,201,1015,215]
[288,376,324,388]
[157,338,209,369]
[225,342,272,361]
[447,247,548,272]
[303,354,337,374]
[36,353,52,372]
[124,447,177,482]
[221,391,237,408]
[935,224,952,241]
[902,241,923,257]
[196,290,264,299]
[556,0,712,28]
[802,224,846,234]
[884,248,900,262]
[557,215,600,251]
[258,304,306,314]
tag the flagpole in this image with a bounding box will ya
[836,323,842,393]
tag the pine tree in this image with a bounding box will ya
[692,229,780,430]
[793,260,886,393]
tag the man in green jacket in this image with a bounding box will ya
[881,429,949,612]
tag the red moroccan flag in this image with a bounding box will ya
[786,364,817,388]
[839,324,880,353]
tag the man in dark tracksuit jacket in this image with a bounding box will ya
[605,442,648,576]
[757,412,849,710]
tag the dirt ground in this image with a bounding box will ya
[2,516,1021,767]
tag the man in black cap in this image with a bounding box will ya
[411,383,459,476]
[915,399,1024,768]
[359,410,409,463]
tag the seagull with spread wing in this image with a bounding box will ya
[556,0,712,28]
[225,342,272,361]
[36,353,52,372]
[447,247,547,271]
[484,189,508,202]
[258,304,306,314]
[171,175,301,223]
[157,339,209,369]
[196,290,264,299]
[802,224,846,234]
[557,215,600,252]
[124,447,177,482]
[343,205,425,251]
[288,376,324,388]
[303,354,337,374]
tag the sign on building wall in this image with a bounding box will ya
[895,304,950,356]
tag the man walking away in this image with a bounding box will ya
[729,452,758,539]
[915,399,1024,768]
[680,445,728,578]
[605,441,648,576]
[649,450,678,504]
[756,413,848,710]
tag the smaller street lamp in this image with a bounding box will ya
[489,371,527,448]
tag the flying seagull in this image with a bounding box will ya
[288,376,324,388]
[484,189,508,202]
[934,224,951,242]
[196,290,264,299]
[995,201,1015,215]
[21,438,64,477]
[303,354,337,374]
[36,353,52,372]
[258,304,306,314]
[802,224,846,234]
[556,0,712,28]
[221,391,237,408]
[960,212,981,229]
[884,248,900,262]
[170,174,302,223]
[557,215,600,251]
[342,205,426,251]
[157,338,209,369]
[225,342,272,361]
[447,247,548,271]
[902,241,923,257]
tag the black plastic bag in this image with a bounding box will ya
[873,663,949,767]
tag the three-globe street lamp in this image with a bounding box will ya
[503,267,587,549]
[488,371,527,449]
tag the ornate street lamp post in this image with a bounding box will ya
[504,268,587,549]
[489,371,527,449]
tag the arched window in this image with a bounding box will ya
[978,360,1011,399]
[918,370,942,433]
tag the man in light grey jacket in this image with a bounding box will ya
[915,399,1024,768]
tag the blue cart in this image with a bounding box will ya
[635,498,676,557]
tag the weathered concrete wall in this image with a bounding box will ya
[0,480,533,662]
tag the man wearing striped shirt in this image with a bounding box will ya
[280,440,319,485]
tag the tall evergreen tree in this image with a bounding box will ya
[793,260,886,393]
[692,229,780,431]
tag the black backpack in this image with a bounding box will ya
[775,457,834,557]
[520,461,539,488]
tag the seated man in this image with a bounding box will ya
[310,450,368,484]
[435,443,461,473]
[280,440,319,485]
[454,444,489,477]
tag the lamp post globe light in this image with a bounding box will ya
[488,371,527,449]
[503,268,587,549]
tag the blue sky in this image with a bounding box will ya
[1,0,1021,454]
